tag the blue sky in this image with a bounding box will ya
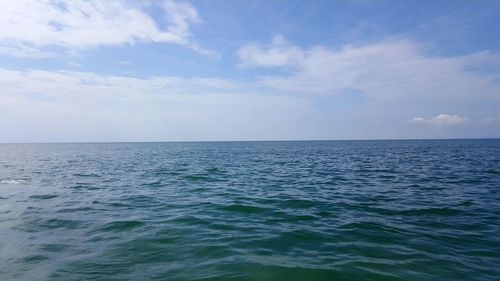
[1,0,499,142]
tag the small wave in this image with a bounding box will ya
[96,220,145,233]
[67,184,102,190]
[56,206,92,213]
[0,179,27,184]
[278,199,318,209]
[21,254,49,264]
[340,221,408,236]
[484,169,500,175]
[456,200,474,207]
[73,173,101,178]
[29,194,58,200]
[40,218,85,230]
[122,195,158,207]
[219,203,269,214]
[184,174,223,182]
[169,215,211,226]
[251,229,334,251]
[39,243,70,253]
[397,207,463,217]
[142,180,163,187]
[184,174,210,181]
[206,167,225,174]
[16,218,85,232]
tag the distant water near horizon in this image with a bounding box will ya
[1,140,499,280]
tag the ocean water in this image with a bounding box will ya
[0,140,499,281]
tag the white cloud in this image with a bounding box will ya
[0,68,238,101]
[237,37,500,102]
[431,114,470,125]
[0,45,57,58]
[410,117,427,124]
[411,114,470,125]
[0,0,206,57]
[237,35,304,68]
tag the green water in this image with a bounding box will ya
[0,140,499,280]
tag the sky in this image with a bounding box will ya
[1,0,499,142]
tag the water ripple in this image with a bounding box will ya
[0,140,499,280]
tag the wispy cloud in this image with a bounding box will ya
[410,117,427,125]
[237,35,304,68]
[0,0,208,57]
[237,36,500,103]
[0,68,311,142]
[482,115,500,124]
[117,60,132,65]
[411,114,470,125]
[0,68,238,100]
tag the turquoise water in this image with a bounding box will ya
[0,140,499,281]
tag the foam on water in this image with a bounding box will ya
[0,179,27,184]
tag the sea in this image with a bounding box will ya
[0,140,499,281]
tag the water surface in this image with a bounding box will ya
[0,140,499,280]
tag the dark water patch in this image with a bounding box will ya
[86,234,121,243]
[55,261,135,279]
[211,262,342,281]
[121,195,158,208]
[141,180,163,187]
[339,221,411,241]
[184,174,223,182]
[169,215,212,227]
[251,229,336,253]
[277,213,319,222]
[456,200,474,207]
[219,203,270,214]
[67,183,101,190]
[37,218,86,230]
[397,207,464,217]
[483,168,500,175]
[314,210,334,218]
[15,218,86,232]
[370,206,465,217]
[100,237,188,265]
[55,206,93,213]
[156,170,184,176]
[459,249,500,258]
[96,220,146,233]
[73,173,101,178]
[206,167,225,174]
[277,198,319,209]
[23,206,41,213]
[104,202,133,210]
[21,254,49,264]
[39,243,70,253]
[29,194,58,200]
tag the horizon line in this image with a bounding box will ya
[1,137,499,145]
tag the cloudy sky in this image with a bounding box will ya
[1,0,499,142]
